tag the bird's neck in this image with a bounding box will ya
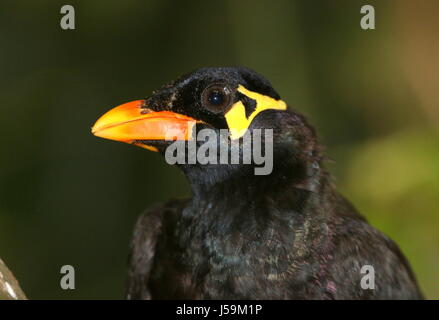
[176,158,333,271]
[181,155,328,221]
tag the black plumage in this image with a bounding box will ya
[97,67,423,299]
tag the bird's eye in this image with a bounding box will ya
[201,84,233,114]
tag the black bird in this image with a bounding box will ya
[92,67,423,299]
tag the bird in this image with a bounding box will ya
[91,67,423,299]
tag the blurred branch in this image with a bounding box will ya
[0,258,27,300]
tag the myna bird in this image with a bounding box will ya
[92,67,423,299]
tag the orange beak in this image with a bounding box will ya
[91,100,199,151]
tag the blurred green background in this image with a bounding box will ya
[0,0,438,299]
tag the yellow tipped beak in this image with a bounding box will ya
[91,100,198,145]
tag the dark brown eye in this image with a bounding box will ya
[201,84,233,114]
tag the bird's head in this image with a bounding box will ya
[92,67,322,190]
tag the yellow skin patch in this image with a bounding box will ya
[225,85,287,139]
